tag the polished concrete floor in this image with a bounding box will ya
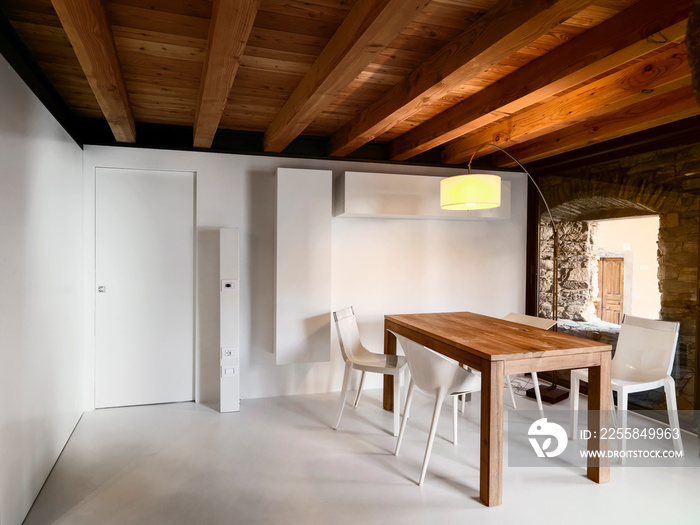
[24,380,700,525]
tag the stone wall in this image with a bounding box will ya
[539,220,598,322]
[536,143,700,412]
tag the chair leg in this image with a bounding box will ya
[618,389,628,464]
[403,368,411,420]
[353,371,366,407]
[418,391,447,486]
[663,377,684,455]
[395,379,415,456]
[506,375,517,409]
[452,395,458,445]
[460,394,466,413]
[611,394,618,429]
[393,373,401,437]
[570,375,580,439]
[531,372,544,418]
[333,363,353,430]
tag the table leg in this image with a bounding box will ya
[480,360,504,507]
[383,325,396,411]
[586,351,611,483]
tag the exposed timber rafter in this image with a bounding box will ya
[51,0,135,143]
[264,0,430,153]
[194,0,260,149]
[442,44,691,164]
[327,0,596,157]
[389,0,690,161]
[493,84,700,167]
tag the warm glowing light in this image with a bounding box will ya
[440,174,501,210]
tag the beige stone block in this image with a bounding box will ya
[661,212,679,228]
[660,280,695,294]
[679,268,698,282]
[657,266,679,280]
[567,268,589,282]
[682,240,698,253]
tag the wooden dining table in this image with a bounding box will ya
[384,311,612,507]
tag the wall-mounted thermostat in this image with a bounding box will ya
[221,279,238,292]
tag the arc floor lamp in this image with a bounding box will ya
[440,143,568,404]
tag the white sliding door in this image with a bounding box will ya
[95,168,195,408]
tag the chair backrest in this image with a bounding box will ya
[503,312,557,331]
[392,333,464,395]
[612,315,680,381]
[332,307,371,363]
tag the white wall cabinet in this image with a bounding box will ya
[334,171,510,220]
[275,168,333,364]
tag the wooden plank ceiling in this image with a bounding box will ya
[0,0,696,168]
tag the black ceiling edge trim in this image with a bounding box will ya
[80,118,512,171]
[526,115,700,175]
[0,10,84,147]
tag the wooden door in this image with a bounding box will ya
[598,257,624,324]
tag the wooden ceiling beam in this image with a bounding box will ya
[492,83,700,167]
[193,0,260,149]
[263,0,429,153]
[525,114,700,175]
[51,0,135,142]
[388,0,690,161]
[327,0,595,157]
[441,44,691,165]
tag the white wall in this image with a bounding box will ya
[84,145,527,405]
[0,57,84,525]
[596,216,661,318]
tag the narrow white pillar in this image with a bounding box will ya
[220,228,240,412]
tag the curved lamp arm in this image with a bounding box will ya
[468,144,556,237]
[468,144,558,322]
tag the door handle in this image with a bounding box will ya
[98,286,106,293]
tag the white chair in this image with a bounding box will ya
[393,334,481,486]
[332,307,408,436]
[570,315,683,458]
[503,312,557,417]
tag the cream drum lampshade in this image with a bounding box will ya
[440,174,501,210]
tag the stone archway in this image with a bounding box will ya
[538,197,661,323]
[536,176,697,412]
